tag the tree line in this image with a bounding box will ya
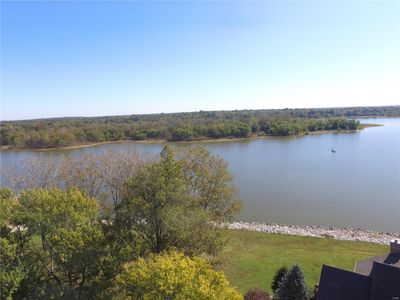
[3,105,397,148]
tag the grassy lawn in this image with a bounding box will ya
[218,229,388,294]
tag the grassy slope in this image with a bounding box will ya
[218,230,387,294]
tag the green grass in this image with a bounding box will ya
[218,230,388,294]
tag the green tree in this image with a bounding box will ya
[0,189,26,300]
[114,251,242,300]
[171,127,193,141]
[52,129,76,147]
[271,266,288,293]
[235,122,252,138]
[84,127,105,142]
[115,145,224,256]
[0,238,26,300]
[17,188,105,298]
[116,145,185,253]
[0,127,21,146]
[275,264,308,300]
[178,146,240,221]
[130,130,147,140]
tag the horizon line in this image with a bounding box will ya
[1,104,399,122]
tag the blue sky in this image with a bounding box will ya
[1,1,399,120]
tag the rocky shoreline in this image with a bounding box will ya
[224,221,400,245]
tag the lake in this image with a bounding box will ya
[1,118,399,233]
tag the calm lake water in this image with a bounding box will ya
[1,118,399,233]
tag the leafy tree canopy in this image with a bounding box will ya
[114,251,242,300]
[2,105,393,148]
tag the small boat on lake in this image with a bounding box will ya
[331,148,336,153]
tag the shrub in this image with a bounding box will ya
[115,251,242,300]
[244,288,271,300]
[271,266,288,293]
[274,264,308,300]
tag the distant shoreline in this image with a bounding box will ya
[0,123,382,152]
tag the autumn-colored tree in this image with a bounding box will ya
[114,251,242,300]
[244,288,271,300]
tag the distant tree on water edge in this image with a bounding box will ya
[2,105,396,149]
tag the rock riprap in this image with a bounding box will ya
[224,222,400,245]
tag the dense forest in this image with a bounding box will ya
[1,105,399,149]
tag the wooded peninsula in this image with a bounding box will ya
[1,105,399,149]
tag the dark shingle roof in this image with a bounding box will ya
[369,261,400,300]
[355,253,400,276]
[317,264,371,300]
[318,260,400,300]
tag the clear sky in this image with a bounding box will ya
[1,1,399,120]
